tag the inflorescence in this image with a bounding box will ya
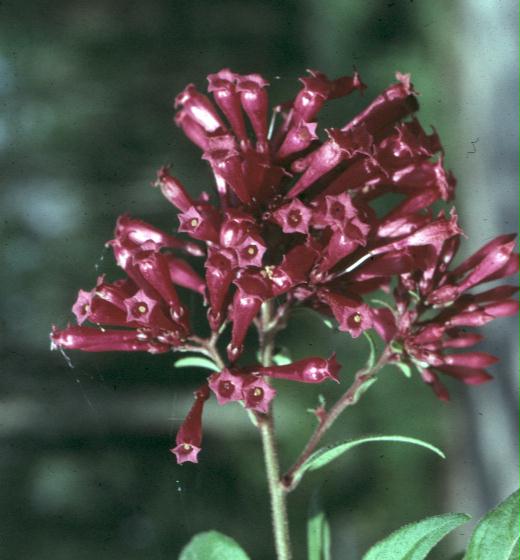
[51,68,519,463]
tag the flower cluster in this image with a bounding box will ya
[389,233,519,400]
[51,68,518,463]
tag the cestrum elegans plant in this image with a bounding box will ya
[52,67,519,560]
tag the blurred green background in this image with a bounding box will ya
[0,1,518,559]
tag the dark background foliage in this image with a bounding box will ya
[0,1,517,559]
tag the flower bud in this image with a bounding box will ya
[207,68,248,143]
[442,352,498,369]
[287,126,373,198]
[50,325,170,353]
[134,252,187,321]
[341,72,418,139]
[236,74,270,148]
[205,248,237,329]
[166,256,206,295]
[276,121,319,161]
[229,272,271,360]
[175,84,225,133]
[154,167,194,212]
[174,109,211,151]
[372,210,462,256]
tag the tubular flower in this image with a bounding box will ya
[248,354,341,384]
[170,385,210,464]
[52,67,518,461]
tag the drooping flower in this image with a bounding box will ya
[170,385,210,464]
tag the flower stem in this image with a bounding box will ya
[258,414,292,560]
[257,301,292,560]
[282,345,392,492]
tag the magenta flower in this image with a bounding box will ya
[208,369,245,405]
[249,354,341,384]
[50,324,171,354]
[390,229,519,399]
[154,166,194,212]
[175,83,225,133]
[318,291,373,338]
[241,375,277,414]
[236,74,270,150]
[272,199,313,235]
[207,69,248,144]
[170,385,210,464]
[228,271,271,361]
[399,324,497,401]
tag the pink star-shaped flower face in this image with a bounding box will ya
[242,376,276,414]
[208,369,245,405]
[272,199,312,235]
[123,289,159,324]
[170,443,202,464]
[235,233,267,267]
[178,206,205,235]
[72,289,93,325]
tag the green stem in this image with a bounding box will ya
[258,301,292,560]
[258,415,292,560]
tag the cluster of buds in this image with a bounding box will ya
[51,68,518,463]
[388,233,519,400]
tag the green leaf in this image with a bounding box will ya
[391,361,413,378]
[273,347,292,366]
[322,317,336,329]
[293,435,445,488]
[363,331,377,369]
[463,489,519,560]
[308,490,331,560]
[273,354,292,366]
[174,356,220,372]
[179,531,251,560]
[362,512,470,560]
